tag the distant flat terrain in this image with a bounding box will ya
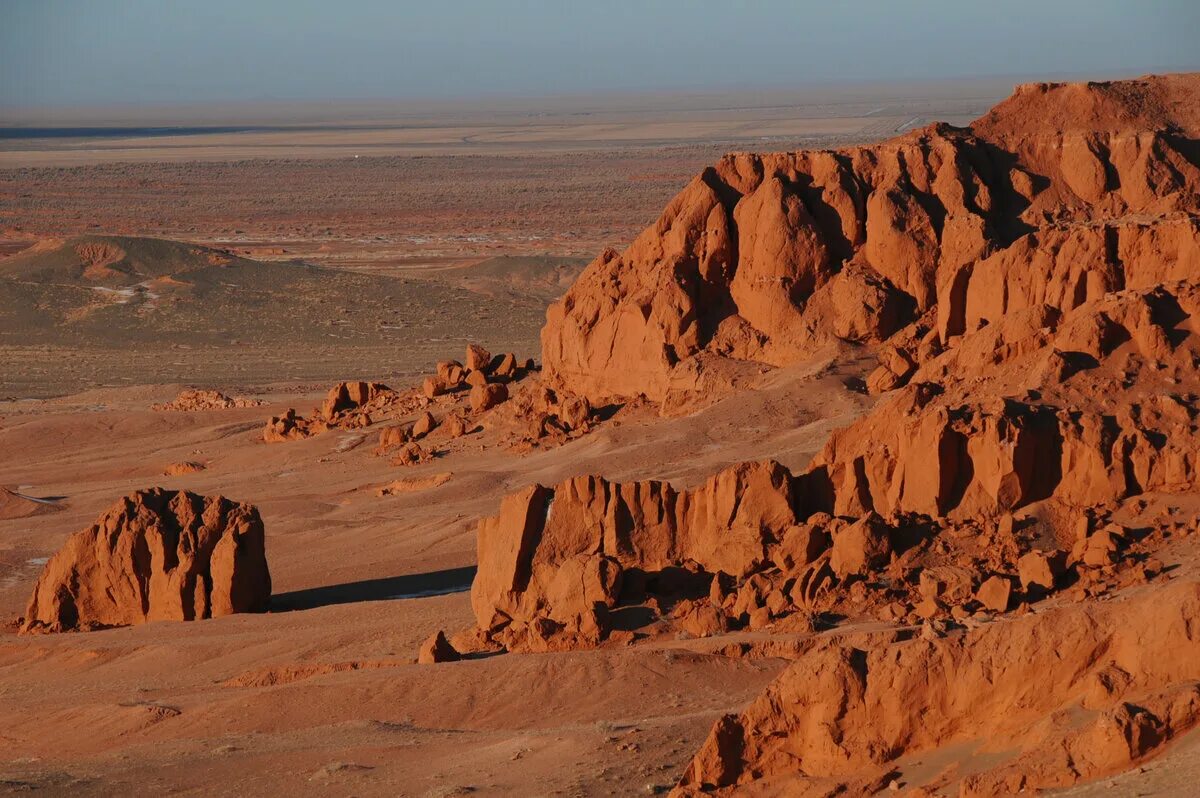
[0,79,1007,166]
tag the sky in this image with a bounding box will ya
[1,0,1198,107]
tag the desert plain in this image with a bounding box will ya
[3,74,1200,797]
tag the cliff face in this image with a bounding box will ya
[541,74,1200,407]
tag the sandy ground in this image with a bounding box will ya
[0,352,872,796]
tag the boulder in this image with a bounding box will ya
[443,414,470,438]
[776,523,830,570]
[674,600,730,638]
[376,424,409,453]
[975,575,1013,612]
[494,352,518,378]
[465,343,492,372]
[829,515,892,578]
[422,376,446,399]
[411,411,437,440]
[437,360,465,386]
[417,630,461,664]
[470,383,508,413]
[1018,550,1065,593]
[558,395,592,431]
[21,489,270,633]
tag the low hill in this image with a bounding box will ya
[0,234,551,348]
[0,236,554,396]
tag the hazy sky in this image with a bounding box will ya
[2,0,1197,107]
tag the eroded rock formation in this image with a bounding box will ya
[541,74,1200,409]
[22,489,270,632]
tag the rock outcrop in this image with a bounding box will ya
[163,461,207,476]
[472,235,1200,646]
[152,389,263,412]
[471,461,801,649]
[541,74,1200,408]
[21,489,271,633]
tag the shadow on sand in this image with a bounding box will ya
[271,565,477,612]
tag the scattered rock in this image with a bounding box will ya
[153,389,263,412]
[163,461,206,476]
[391,442,432,467]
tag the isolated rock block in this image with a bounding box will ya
[22,489,270,633]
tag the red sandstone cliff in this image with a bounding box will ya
[541,73,1200,409]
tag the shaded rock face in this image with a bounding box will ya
[541,75,1200,406]
[22,489,270,633]
[811,390,1200,522]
